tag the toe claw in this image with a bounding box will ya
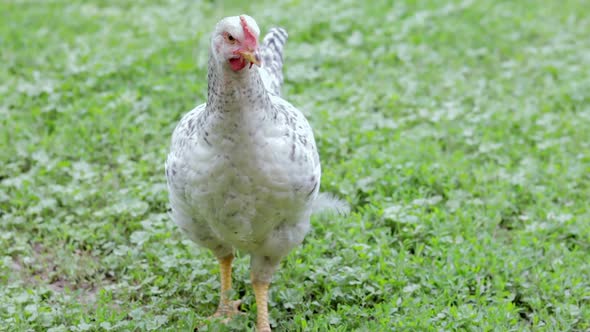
[212,299,244,319]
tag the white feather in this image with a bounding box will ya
[312,193,350,216]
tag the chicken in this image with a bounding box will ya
[165,15,346,331]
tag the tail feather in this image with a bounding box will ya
[260,27,288,96]
[312,193,350,216]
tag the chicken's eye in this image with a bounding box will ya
[227,34,235,42]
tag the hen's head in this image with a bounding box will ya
[211,15,261,72]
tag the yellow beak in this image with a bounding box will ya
[240,50,261,67]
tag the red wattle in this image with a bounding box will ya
[229,57,246,71]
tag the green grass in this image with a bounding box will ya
[1,0,589,331]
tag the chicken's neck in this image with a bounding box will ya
[207,55,272,115]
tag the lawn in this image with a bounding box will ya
[1,0,589,331]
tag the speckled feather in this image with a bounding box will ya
[165,16,331,283]
[259,27,288,96]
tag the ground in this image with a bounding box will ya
[1,0,589,331]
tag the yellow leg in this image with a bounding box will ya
[252,276,271,332]
[212,254,241,318]
[219,254,233,306]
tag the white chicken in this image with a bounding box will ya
[165,15,346,331]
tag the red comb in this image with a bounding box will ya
[239,15,257,47]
